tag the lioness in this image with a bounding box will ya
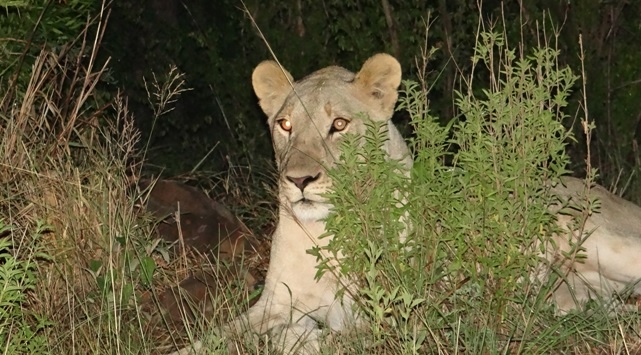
[228,53,413,353]
[175,54,641,354]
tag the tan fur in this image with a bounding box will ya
[547,177,641,312]
[171,54,641,355]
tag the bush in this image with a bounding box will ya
[316,30,613,353]
[0,221,50,354]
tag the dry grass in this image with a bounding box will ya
[1,17,148,352]
[0,9,273,351]
[0,11,231,354]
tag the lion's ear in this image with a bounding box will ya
[354,53,402,119]
[252,61,294,118]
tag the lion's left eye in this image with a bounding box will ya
[277,118,292,132]
[330,117,349,133]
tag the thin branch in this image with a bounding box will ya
[381,0,399,58]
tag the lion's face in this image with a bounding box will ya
[252,54,402,222]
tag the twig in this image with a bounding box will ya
[381,0,399,59]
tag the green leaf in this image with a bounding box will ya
[139,256,156,287]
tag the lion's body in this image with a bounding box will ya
[549,178,641,311]
[172,54,641,355]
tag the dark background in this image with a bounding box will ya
[4,0,641,201]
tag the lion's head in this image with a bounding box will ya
[252,54,404,222]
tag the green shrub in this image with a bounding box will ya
[318,31,584,353]
[0,220,50,354]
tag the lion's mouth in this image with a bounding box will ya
[293,197,319,206]
[291,196,332,210]
[290,197,332,221]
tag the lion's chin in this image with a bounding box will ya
[290,199,331,222]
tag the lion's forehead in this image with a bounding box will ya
[282,83,367,127]
[300,66,355,83]
[292,77,350,102]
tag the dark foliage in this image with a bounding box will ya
[4,0,641,200]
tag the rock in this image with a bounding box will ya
[157,266,258,326]
[137,179,252,259]
[134,178,261,330]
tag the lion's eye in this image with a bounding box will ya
[330,117,349,133]
[277,118,292,132]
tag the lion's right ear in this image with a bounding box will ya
[252,61,294,118]
[354,53,402,119]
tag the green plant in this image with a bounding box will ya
[0,220,51,354]
[316,29,589,353]
[447,31,577,312]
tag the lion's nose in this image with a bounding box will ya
[286,173,321,192]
